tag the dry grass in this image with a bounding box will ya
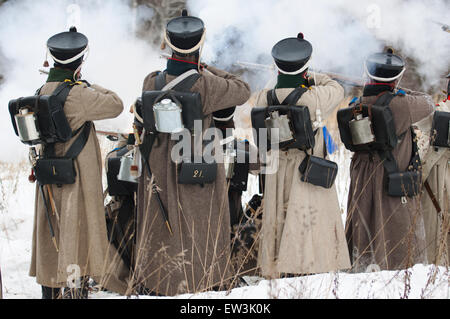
[1,89,449,298]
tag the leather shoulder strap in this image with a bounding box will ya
[35,85,44,96]
[155,71,167,91]
[172,73,201,92]
[378,148,399,174]
[157,69,200,92]
[373,91,395,107]
[282,87,308,106]
[64,121,92,159]
[52,81,79,110]
[267,89,280,105]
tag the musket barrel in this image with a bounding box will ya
[39,184,59,252]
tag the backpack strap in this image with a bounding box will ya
[378,127,420,175]
[164,69,200,92]
[44,121,91,158]
[173,72,201,92]
[64,121,92,159]
[35,85,44,96]
[154,71,167,91]
[372,91,405,175]
[377,148,399,175]
[41,81,85,158]
[373,91,395,108]
[39,80,81,137]
[282,87,309,106]
[155,69,201,92]
[267,89,280,105]
[52,81,76,107]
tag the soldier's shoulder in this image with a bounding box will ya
[144,70,162,82]
[70,81,92,94]
[253,89,270,106]
[142,70,163,89]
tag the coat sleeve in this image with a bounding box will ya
[199,66,251,115]
[303,72,345,120]
[253,90,268,107]
[79,84,124,122]
[401,89,435,124]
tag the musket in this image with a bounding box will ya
[46,185,60,222]
[139,133,173,236]
[27,147,59,250]
[317,70,365,87]
[160,52,171,60]
[144,158,173,236]
[235,60,365,87]
[431,20,450,33]
[235,61,276,71]
[96,130,122,136]
[39,183,59,252]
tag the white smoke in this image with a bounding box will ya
[187,0,449,90]
[0,0,449,162]
[0,0,163,162]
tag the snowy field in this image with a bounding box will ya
[0,143,448,299]
[0,0,449,301]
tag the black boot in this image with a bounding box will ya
[41,286,62,299]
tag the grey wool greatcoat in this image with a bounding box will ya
[254,73,351,277]
[29,75,129,294]
[415,99,450,266]
[345,88,434,271]
[134,66,250,296]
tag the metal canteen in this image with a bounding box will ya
[117,151,138,183]
[15,108,40,142]
[265,111,294,144]
[224,143,236,179]
[153,98,184,133]
[349,114,375,145]
[130,148,142,178]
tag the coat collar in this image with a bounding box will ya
[46,68,75,83]
[275,73,309,89]
[363,82,395,97]
[166,57,199,76]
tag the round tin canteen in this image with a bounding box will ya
[153,98,184,133]
[224,146,237,179]
[349,114,375,145]
[15,108,40,142]
[265,111,294,144]
[117,152,138,183]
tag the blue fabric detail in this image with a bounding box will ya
[323,126,338,155]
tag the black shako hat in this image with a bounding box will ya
[271,33,312,74]
[47,27,88,69]
[365,48,405,82]
[165,9,205,54]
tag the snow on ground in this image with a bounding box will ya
[0,161,42,298]
[175,264,449,299]
[0,145,449,299]
[90,264,450,299]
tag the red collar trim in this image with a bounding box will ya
[167,56,199,66]
[365,82,396,88]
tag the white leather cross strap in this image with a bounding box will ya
[161,69,199,91]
